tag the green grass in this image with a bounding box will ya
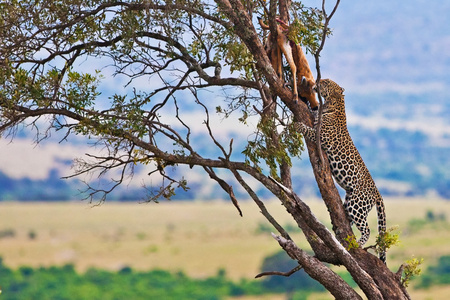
[0,198,449,299]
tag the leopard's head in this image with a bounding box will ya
[314,79,345,114]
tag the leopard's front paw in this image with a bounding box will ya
[293,122,307,134]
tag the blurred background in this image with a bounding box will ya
[0,0,449,299]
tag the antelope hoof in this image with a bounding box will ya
[301,76,307,86]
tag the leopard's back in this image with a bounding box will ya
[320,111,371,193]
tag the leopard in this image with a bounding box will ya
[295,78,387,262]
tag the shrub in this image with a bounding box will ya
[0,229,15,239]
[417,255,450,288]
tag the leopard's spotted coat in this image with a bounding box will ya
[296,79,387,262]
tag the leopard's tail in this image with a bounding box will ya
[376,198,387,263]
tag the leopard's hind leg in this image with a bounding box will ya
[343,193,371,247]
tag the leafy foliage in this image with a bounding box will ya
[243,119,304,178]
[375,226,400,257]
[0,0,326,201]
[288,3,331,53]
[401,257,423,287]
[344,234,359,251]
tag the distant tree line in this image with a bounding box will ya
[1,252,449,299]
[0,255,324,300]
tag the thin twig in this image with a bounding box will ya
[255,264,303,278]
[203,166,242,216]
[227,162,292,240]
[313,0,341,169]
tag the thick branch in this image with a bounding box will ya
[270,177,383,299]
[272,234,362,300]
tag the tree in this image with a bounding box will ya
[0,0,411,298]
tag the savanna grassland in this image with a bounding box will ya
[0,198,450,299]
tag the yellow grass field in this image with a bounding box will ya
[0,198,449,299]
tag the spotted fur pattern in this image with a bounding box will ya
[296,79,387,262]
